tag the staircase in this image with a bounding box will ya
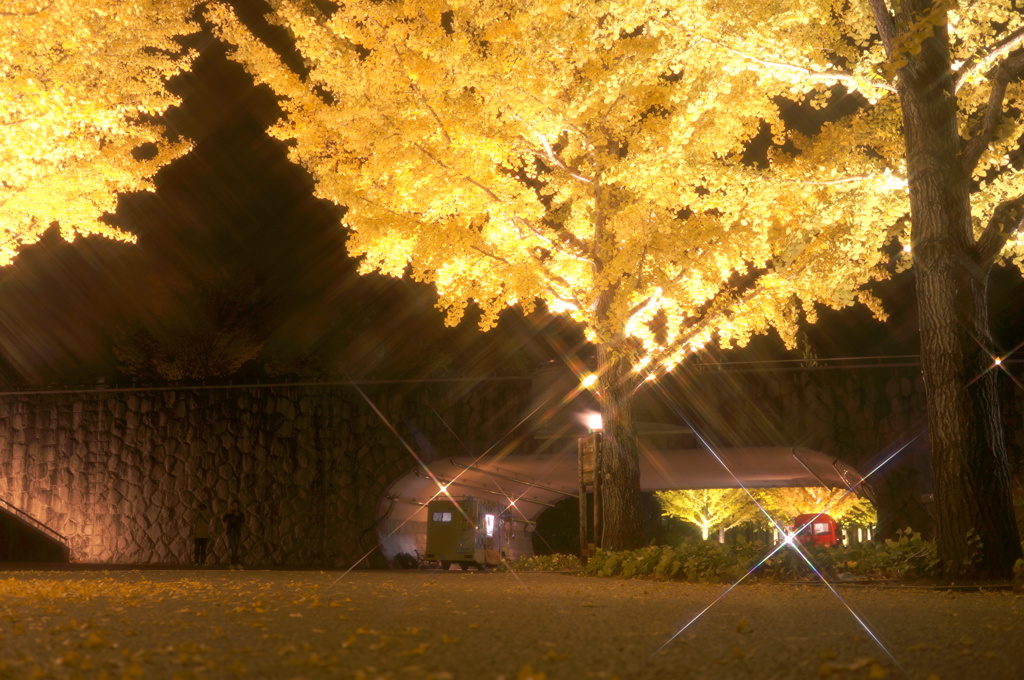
[0,497,70,563]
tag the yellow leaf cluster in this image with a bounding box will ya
[657,488,758,540]
[206,0,1020,375]
[0,0,199,265]
[751,486,878,526]
[658,485,877,538]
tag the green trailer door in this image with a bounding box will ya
[425,499,478,565]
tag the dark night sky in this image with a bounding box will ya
[0,28,1022,387]
[0,32,574,386]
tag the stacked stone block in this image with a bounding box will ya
[0,381,531,566]
[2,366,1021,563]
[673,362,1024,536]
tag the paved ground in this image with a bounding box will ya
[0,568,1021,679]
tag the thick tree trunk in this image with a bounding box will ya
[896,16,1022,578]
[596,344,644,551]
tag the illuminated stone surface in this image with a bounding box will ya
[1,365,1021,566]
[0,383,528,566]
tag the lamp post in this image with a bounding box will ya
[578,411,603,563]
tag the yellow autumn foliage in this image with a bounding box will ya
[206,0,917,376]
[206,0,1021,549]
[751,486,878,527]
[0,0,200,265]
[658,486,877,539]
[657,488,758,541]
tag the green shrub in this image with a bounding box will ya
[836,529,939,579]
[500,531,1023,583]
[619,545,665,578]
[500,553,582,572]
[581,530,947,583]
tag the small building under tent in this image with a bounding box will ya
[377,445,872,566]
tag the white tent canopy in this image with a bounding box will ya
[382,446,863,524]
[376,444,867,562]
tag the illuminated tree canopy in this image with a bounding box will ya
[657,489,757,541]
[751,487,878,527]
[0,0,200,266]
[658,487,877,541]
[207,0,913,550]
[208,0,1023,563]
[207,0,910,367]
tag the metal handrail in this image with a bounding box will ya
[0,496,70,546]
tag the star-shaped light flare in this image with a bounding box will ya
[968,338,1024,390]
[644,379,917,676]
[332,376,572,583]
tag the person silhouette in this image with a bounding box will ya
[191,502,211,567]
[222,500,246,570]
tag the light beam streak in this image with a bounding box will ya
[328,383,468,584]
[968,338,1024,390]
[332,368,578,584]
[644,380,918,675]
[653,539,791,655]
[784,539,909,675]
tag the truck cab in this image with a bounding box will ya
[791,513,839,547]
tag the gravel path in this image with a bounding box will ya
[0,569,1020,679]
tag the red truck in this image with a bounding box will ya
[791,513,839,547]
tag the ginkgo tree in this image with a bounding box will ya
[207,0,910,551]
[689,0,1023,577]
[658,486,877,541]
[0,0,199,266]
[656,489,757,542]
[863,0,1024,579]
[750,487,878,528]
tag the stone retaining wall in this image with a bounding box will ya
[0,380,532,566]
[672,362,1024,535]
[2,364,1021,565]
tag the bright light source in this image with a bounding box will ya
[902,244,912,253]
[583,411,603,432]
[484,514,495,537]
[581,373,598,388]
[438,484,448,494]
[995,357,1003,366]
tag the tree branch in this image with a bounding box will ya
[954,26,1024,93]
[866,0,898,58]
[691,35,896,94]
[657,268,771,360]
[392,46,455,146]
[530,218,592,260]
[412,82,454,145]
[413,142,593,266]
[975,194,1024,269]
[543,282,584,312]
[470,245,510,265]
[0,113,38,127]
[783,174,906,187]
[523,134,592,184]
[960,50,1024,175]
[523,249,584,311]
[413,141,501,199]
